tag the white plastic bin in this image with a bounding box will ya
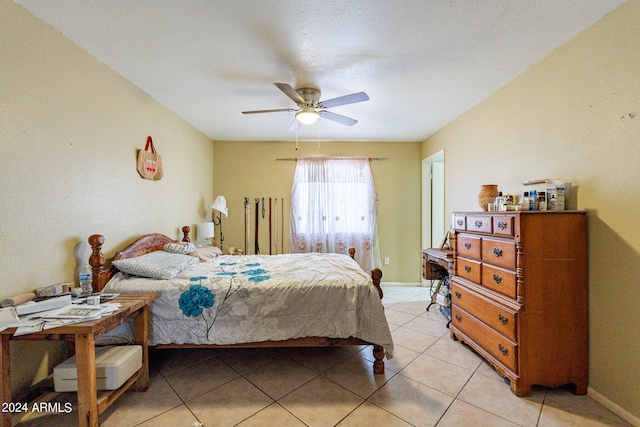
[53,345,142,392]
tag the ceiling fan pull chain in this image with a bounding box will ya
[317,120,321,151]
[295,126,299,151]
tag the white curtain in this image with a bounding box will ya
[290,157,380,271]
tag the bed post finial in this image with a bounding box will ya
[349,247,355,259]
[182,226,191,242]
[370,268,383,300]
[88,234,105,290]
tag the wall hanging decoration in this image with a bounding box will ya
[136,136,164,180]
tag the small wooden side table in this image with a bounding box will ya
[421,248,454,280]
[0,293,158,427]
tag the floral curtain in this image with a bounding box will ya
[290,157,380,271]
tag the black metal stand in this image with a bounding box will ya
[213,212,223,249]
[426,270,452,328]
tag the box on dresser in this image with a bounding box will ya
[450,211,588,397]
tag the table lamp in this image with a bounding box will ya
[196,222,215,246]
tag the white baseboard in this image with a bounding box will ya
[588,387,640,426]
[380,282,422,287]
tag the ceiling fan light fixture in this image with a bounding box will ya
[295,108,320,125]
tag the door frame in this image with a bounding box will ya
[421,150,445,285]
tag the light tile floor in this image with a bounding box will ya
[17,286,633,427]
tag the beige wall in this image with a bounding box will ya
[1,1,214,397]
[212,140,422,283]
[422,1,640,420]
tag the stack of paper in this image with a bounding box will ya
[14,295,71,315]
[41,304,105,319]
[12,303,122,336]
[0,307,18,333]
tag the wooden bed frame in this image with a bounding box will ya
[88,226,387,374]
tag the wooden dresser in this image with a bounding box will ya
[449,211,588,396]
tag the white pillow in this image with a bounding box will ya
[164,242,196,254]
[113,251,198,279]
[189,246,222,262]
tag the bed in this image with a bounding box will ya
[88,227,393,374]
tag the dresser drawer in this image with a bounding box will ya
[451,282,517,342]
[457,234,481,260]
[482,264,517,299]
[492,216,514,236]
[453,214,466,231]
[482,238,516,270]
[457,257,481,284]
[466,215,492,233]
[452,306,517,372]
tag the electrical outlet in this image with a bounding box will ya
[384,257,390,265]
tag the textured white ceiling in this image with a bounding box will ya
[16,0,624,142]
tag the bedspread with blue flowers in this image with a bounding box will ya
[104,252,394,357]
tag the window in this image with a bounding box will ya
[290,157,379,270]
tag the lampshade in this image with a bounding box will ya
[197,222,215,241]
[210,195,228,217]
[295,109,319,125]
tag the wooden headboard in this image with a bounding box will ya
[89,226,190,292]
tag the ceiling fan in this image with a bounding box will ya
[242,83,369,129]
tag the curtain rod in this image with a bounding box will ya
[275,157,389,161]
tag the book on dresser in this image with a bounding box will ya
[449,211,588,397]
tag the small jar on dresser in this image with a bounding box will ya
[449,211,588,397]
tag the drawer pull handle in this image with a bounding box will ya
[498,344,509,356]
[464,265,471,273]
[492,274,503,284]
[455,291,461,299]
[474,220,483,228]
[455,314,462,322]
[498,314,509,325]
[464,242,471,249]
[492,247,503,257]
[457,219,464,226]
[497,221,508,230]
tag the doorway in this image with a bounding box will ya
[421,150,445,284]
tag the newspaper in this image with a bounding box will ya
[0,307,19,333]
[11,303,121,336]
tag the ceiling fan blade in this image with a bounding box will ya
[242,108,296,114]
[274,83,305,104]
[319,110,358,126]
[320,92,369,108]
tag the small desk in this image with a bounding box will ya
[1,293,158,427]
[421,248,454,280]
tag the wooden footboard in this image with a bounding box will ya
[88,226,387,374]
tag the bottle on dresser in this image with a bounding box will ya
[538,192,547,211]
[530,190,538,210]
[521,192,531,211]
[495,192,505,211]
